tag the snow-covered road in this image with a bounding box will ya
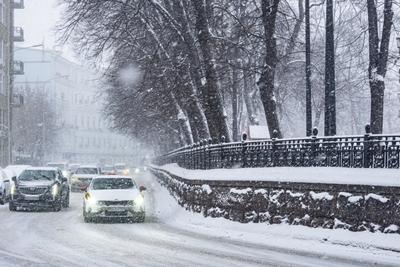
[0,171,398,267]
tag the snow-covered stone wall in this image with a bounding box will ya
[150,167,400,234]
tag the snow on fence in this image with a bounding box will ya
[150,166,400,234]
[154,125,400,170]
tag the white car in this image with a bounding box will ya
[0,168,11,205]
[82,176,146,223]
[70,165,101,192]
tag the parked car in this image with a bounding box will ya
[9,167,70,211]
[70,165,101,192]
[82,176,146,223]
[0,168,11,205]
[114,163,130,176]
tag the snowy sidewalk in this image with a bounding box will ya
[155,163,400,187]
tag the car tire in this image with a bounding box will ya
[53,198,62,212]
[9,201,16,211]
[62,192,70,208]
[136,212,145,223]
[0,191,5,205]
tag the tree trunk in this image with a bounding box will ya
[305,0,312,136]
[191,0,231,141]
[243,68,258,125]
[258,0,282,138]
[367,0,393,134]
[231,65,240,141]
[324,0,336,136]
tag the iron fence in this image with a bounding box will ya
[154,125,400,169]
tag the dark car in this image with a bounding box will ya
[9,167,70,211]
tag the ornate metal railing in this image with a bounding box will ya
[154,125,400,169]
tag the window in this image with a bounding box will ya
[0,1,3,24]
[0,72,3,95]
[0,39,3,64]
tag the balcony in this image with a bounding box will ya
[12,0,24,9]
[13,27,24,42]
[13,61,24,75]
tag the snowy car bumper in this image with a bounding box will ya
[85,205,144,219]
[11,194,58,209]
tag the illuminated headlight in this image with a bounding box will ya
[134,168,140,174]
[11,184,16,195]
[71,175,78,182]
[62,170,69,177]
[51,184,59,197]
[85,193,97,207]
[134,195,144,209]
[123,169,130,175]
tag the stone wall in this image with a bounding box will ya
[150,167,400,234]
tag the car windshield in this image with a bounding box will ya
[75,168,98,174]
[18,170,56,181]
[102,166,114,171]
[92,178,134,190]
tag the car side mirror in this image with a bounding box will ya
[62,176,68,182]
[139,185,146,192]
[80,185,88,192]
[12,176,17,183]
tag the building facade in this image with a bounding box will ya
[14,47,142,166]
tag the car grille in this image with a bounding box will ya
[19,187,47,195]
[98,200,129,206]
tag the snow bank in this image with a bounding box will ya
[156,163,400,187]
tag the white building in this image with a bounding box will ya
[14,47,141,165]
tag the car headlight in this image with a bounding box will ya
[134,195,144,208]
[62,170,69,177]
[123,169,130,175]
[71,175,78,182]
[134,168,140,174]
[85,192,96,206]
[51,184,59,197]
[11,184,16,195]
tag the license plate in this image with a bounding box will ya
[108,207,126,212]
[24,195,39,201]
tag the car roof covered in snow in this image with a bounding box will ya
[24,167,59,171]
[77,165,99,169]
[92,175,134,180]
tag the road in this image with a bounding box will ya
[0,171,395,267]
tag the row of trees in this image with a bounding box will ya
[59,0,400,152]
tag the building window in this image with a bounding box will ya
[0,1,3,25]
[0,72,3,95]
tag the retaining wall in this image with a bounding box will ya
[150,166,400,234]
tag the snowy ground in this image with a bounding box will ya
[0,171,399,267]
[156,163,400,187]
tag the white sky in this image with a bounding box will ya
[14,0,78,63]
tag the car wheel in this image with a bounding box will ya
[136,212,145,223]
[62,192,70,208]
[53,198,62,212]
[0,191,5,205]
[9,201,16,211]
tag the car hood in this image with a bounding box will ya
[89,189,140,201]
[18,180,54,187]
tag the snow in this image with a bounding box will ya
[155,163,400,187]
[230,188,252,194]
[152,173,400,266]
[365,193,389,203]
[118,64,141,86]
[248,125,269,139]
[310,191,334,201]
[201,184,212,194]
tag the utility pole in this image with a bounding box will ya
[324,0,336,136]
[305,0,312,136]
